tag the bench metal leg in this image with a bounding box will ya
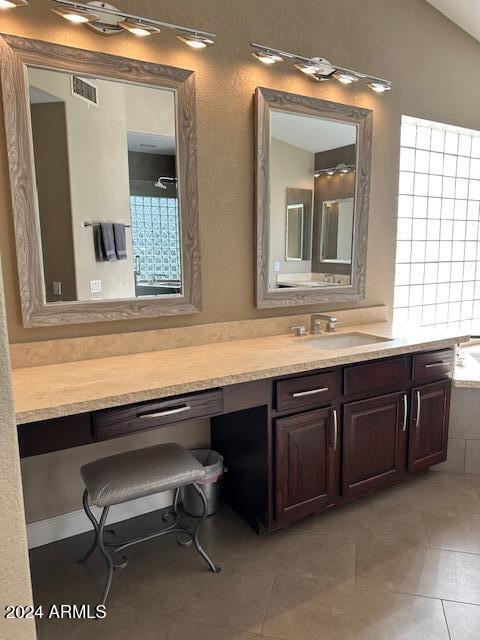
[79,484,221,607]
[79,489,99,565]
[97,506,114,607]
[192,483,221,574]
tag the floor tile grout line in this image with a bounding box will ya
[441,600,452,640]
[388,588,480,607]
[428,545,480,556]
[259,573,276,636]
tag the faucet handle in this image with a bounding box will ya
[325,318,340,332]
[290,325,307,337]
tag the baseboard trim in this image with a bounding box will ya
[27,491,174,549]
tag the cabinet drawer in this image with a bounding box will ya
[413,349,454,383]
[94,390,223,440]
[344,356,409,397]
[18,413,94,457]
[275,371,340,412]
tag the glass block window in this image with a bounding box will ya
[393,115,480,332]
[130,196,181,281]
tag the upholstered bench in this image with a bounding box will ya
[79,442,220,606]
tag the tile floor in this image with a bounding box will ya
[30,471,480,640]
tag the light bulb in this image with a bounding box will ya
[0,0,28,8]
[252,50,283,64]
[295,62,320,75]
[52,5,98,23]
[119,19,160,36]
[177,33,215,48]
[368,81,391,93]
[334,72,358,85]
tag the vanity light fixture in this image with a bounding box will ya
[251,42,392,92]
[0,0,28,8]
[50,1,216,44]
[314,163,355,178]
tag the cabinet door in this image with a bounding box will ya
[274,406,338,523]
[343,392,407,498]
[408,379,451,473]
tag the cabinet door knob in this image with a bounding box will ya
[402,394,408,432]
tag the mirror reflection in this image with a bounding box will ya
[28,66,181,303]
[269,110,357,290]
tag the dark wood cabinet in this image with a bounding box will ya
[18,347,455,534]
[342,392,407,498]
[274,406,338,523]
[408,379,451,473]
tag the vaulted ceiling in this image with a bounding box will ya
[427,0,480,43]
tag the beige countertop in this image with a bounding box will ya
[13,322,468,424]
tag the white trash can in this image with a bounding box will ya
[181,449,224,517]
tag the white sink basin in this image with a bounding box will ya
[305,332,393,350]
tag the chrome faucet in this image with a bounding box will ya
[311,314,339,334]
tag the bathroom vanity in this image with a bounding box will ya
[14,326,463,534]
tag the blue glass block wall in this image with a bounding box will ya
[130,195,181,281]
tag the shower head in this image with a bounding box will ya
[154,176,177,189]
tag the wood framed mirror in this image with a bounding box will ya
[255,86,373,308]
[0,35,201,326]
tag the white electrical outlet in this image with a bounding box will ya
[90,279,102,294]
[274,261,281,273]
[52,281,62,296]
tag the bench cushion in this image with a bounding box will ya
[81,443,206,507]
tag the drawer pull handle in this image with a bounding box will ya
[415,391,421,429]
[402,393,407,432]
[425,361,450,368]
[332,408,338,451]
[292,387,329,398]
[138,405,191,419]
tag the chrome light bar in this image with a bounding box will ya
[251,42,391,92]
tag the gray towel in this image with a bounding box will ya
[113,223,127,260]
[100,223,117,262]
[93,224,105,262]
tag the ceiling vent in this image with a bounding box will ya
[71,75,99,107]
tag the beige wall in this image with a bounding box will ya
[1,0,479,343]
[269,137,314,286]
[30,101,77,302]
[0,273,34,636]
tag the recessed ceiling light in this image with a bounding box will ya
[176,33,215,48]
[0,0,28,8]
[119,18,160,36]
[251,50,283,64]
[52,4,98,23]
